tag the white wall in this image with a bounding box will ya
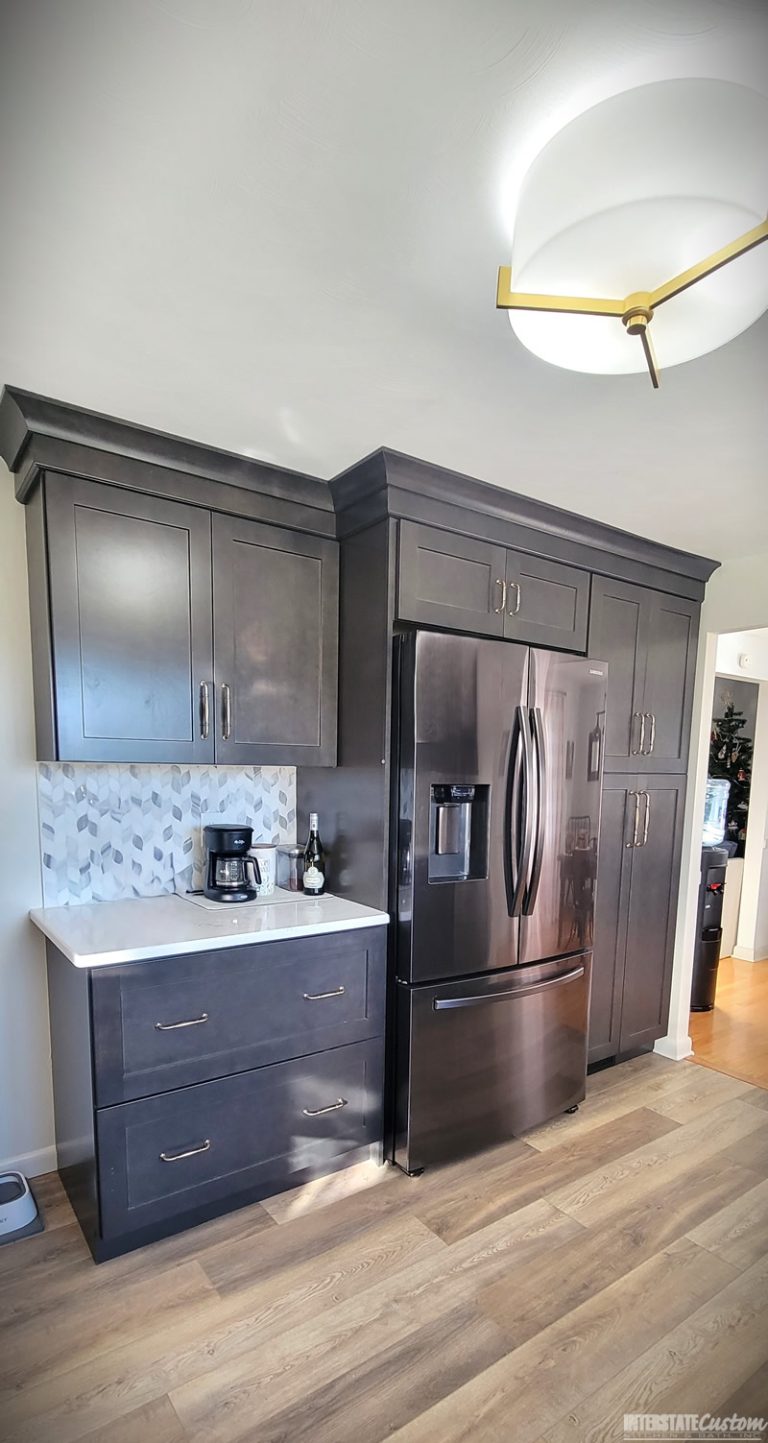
[716,628,768,680]
[658,551,768,1061]
[0,463,54,1175]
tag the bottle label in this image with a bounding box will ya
[303,864,325,893]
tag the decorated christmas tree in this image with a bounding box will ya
[710,700,753,856]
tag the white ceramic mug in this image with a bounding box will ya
[249,844,276,897]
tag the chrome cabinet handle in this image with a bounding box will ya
[644,712,656,755]
[507,581,522,616]
[493,578,507,614]
[302,1098,347,1116]
[155,1013,209,1031]
[640,791,651,847]
[160,1139,211,1162]
[199,682,210,740]
[303,986,346,1000]
[222,683,232,741]
[631,712,646,756]
[625,791,641,848]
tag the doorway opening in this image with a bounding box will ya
[688,626,768,1089]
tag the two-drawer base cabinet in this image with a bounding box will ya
[46,927,386,1261]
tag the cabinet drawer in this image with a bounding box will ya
[91,927,386,1106]
[96,1038,384,1237]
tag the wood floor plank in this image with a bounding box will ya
[0,1259,218,1392]
[477,1155,761,1347]
[243,1305,511,1443]
[413,1107,679,1245]
[0,1213,447,1442]
[642,1063,755,1123]
[686,1176,768,1270]
[547,1097,768,1228]
[524,1056,718,1153]
[541,1250,768,1442]
[76,1396,187,1443]
[717,1360,768,1418]
[385,1238,737,1443]
[261,1156,393,1224]
[168,1200,581,1443]
[743,1085,768,1112]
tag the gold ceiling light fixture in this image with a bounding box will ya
[497,79,768,389]
[497,216,768,389]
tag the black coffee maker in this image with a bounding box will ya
[203,825,261,903]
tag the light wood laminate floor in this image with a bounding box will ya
[2,1054,768,1443]
[690,953,768,1089]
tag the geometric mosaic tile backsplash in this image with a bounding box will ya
[37,763,297,906]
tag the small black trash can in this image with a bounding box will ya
[690,845,729,1012]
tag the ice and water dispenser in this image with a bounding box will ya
[428,784,489,882]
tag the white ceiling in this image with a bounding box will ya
[1,0,766,560]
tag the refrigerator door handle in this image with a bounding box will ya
[433,965,586,1009]
[506,704,534,917]
[523,706,546,915]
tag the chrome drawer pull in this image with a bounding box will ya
[302,1098,348,1116]
[303,987,346,1001]
[493,578,506,614]
[159,1139,211,1162]
[155,1013,209,1031]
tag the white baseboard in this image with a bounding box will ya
[654,1034,694,1062]
[733,944,768,963]
[0,1144,57,1179]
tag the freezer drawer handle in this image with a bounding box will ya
[303,987,346,1000]
[159,1139,211,1162]
[433,966,585,1010]
[155,1013,209,1030]
[302,1098,348,1116]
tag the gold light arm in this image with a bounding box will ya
[649,216,768,310]
[496,267,625,318]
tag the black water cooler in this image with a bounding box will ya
[690,846,729,1012]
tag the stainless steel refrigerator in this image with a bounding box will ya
[391,629,607,1173]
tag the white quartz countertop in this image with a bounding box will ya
[29,892,389,968]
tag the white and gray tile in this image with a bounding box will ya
[37,763,296,905]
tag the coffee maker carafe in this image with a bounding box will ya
[203,825,261,903]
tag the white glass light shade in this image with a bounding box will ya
[508,80,768,375]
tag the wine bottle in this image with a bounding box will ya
[302,813,326,896]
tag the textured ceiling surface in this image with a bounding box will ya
[0,0,766,559]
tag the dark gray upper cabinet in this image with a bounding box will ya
[212,514,338,766]
[589,577,698,772]
[42,476,215,764]
[503,549,589,650]
[397,521,589,651]
[397,521,507,637]
[31,476,338,766]
[590,773,686,1062]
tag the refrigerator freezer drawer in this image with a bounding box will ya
[393,954,590,1173]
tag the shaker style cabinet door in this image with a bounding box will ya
[588,782,633,1064]
[212,514,338,766]
[397,521,507,637]
[619,775,686,1053]
[589,576,699,774]
[638,593,699,773]
[503,550,589,652]
[43,476,214,763]
[588,577,648,770]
